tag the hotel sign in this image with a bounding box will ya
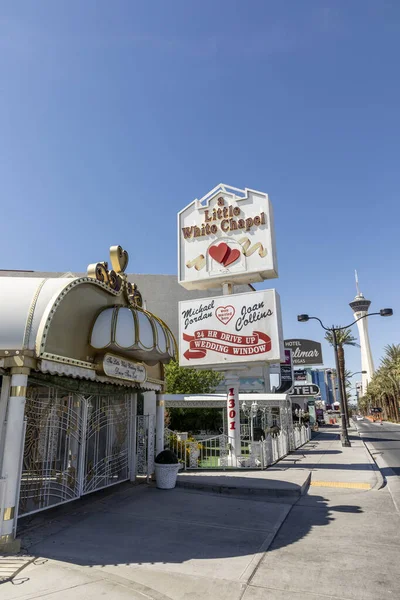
[292,384,320,397]
[178,184,278,290]
[100,354,147,383]
[179,289,284,368]
[272,349,294,394]
[284,339,323,366]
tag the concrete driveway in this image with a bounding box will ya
[3,430,396,600]
[1,480,303,599]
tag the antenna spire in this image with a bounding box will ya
[355,269,361,296]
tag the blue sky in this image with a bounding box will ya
[1,1,399,385]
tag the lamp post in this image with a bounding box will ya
[297,309,393,447]
[349,371,367,378]
[348,372,366,412]
[241,400,260,442]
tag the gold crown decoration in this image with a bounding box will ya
[87,245,143,307]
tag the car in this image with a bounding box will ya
[356,415,364,421]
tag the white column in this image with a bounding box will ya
[263,364,271,392]
[0,376,11,466]
[0,369,29,553]
[287,402,295,450]
[143,391,156,417]
[156,394,165,457]
[225,374,241,464]
[129,393,137,483]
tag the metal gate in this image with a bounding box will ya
[19,386,132,517]
[135,415,155,478]
[83,395,130,494]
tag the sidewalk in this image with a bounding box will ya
[177,427,380,497]
[1,428,400,599]
[243,428,400,599]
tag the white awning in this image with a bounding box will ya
[0,275,176,368]
[90,306,176,365]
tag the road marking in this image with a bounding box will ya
[310,481,371,489]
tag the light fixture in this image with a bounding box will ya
[380,308,393,317]
[297,314,309,322]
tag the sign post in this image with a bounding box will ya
[225,375,241,464]
[178,184,283,467]
[272,349,294,394]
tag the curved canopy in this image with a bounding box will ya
[0,276,176,368]
[90,306,176,365]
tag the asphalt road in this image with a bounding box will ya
[356,418,400,476]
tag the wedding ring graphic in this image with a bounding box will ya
[238,237,267,258]
[186,254,206,271]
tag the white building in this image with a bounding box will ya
[0,246,176,553]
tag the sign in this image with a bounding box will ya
[291,384,320,397]
[179,289,284,368]
[227,387,238,433]
[227,382,241,460]
[273,349,294,393]
[294,369,307,381]
[284,339,323,366]
[100,354,147,383]
[178,184,278,290]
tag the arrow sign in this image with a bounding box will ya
[182,330,271,360]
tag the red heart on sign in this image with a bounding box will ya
[209,243,230,265]
[223,249,240,267]
[216,305,235,324]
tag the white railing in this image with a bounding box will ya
[165,425,310,470]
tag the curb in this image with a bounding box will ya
[176,471,312,499]
[368,453,400,513]
[354,423,385,491]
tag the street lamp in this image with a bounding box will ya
[241,400,260,441]
[349,371,367,378]
[297,309,393,447]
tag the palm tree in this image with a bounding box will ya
[366,345,400,421]
[381,343,400,368]
[325,327,358,423]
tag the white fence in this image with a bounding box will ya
[164,424,311,470]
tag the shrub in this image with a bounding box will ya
[155,449,178,465]
[165,432,202,467]
[253,427,264,441]
[265,425,281,437]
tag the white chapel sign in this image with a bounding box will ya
[101,354,147,383]
[178,184,278,290]
[179,289,284,369]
